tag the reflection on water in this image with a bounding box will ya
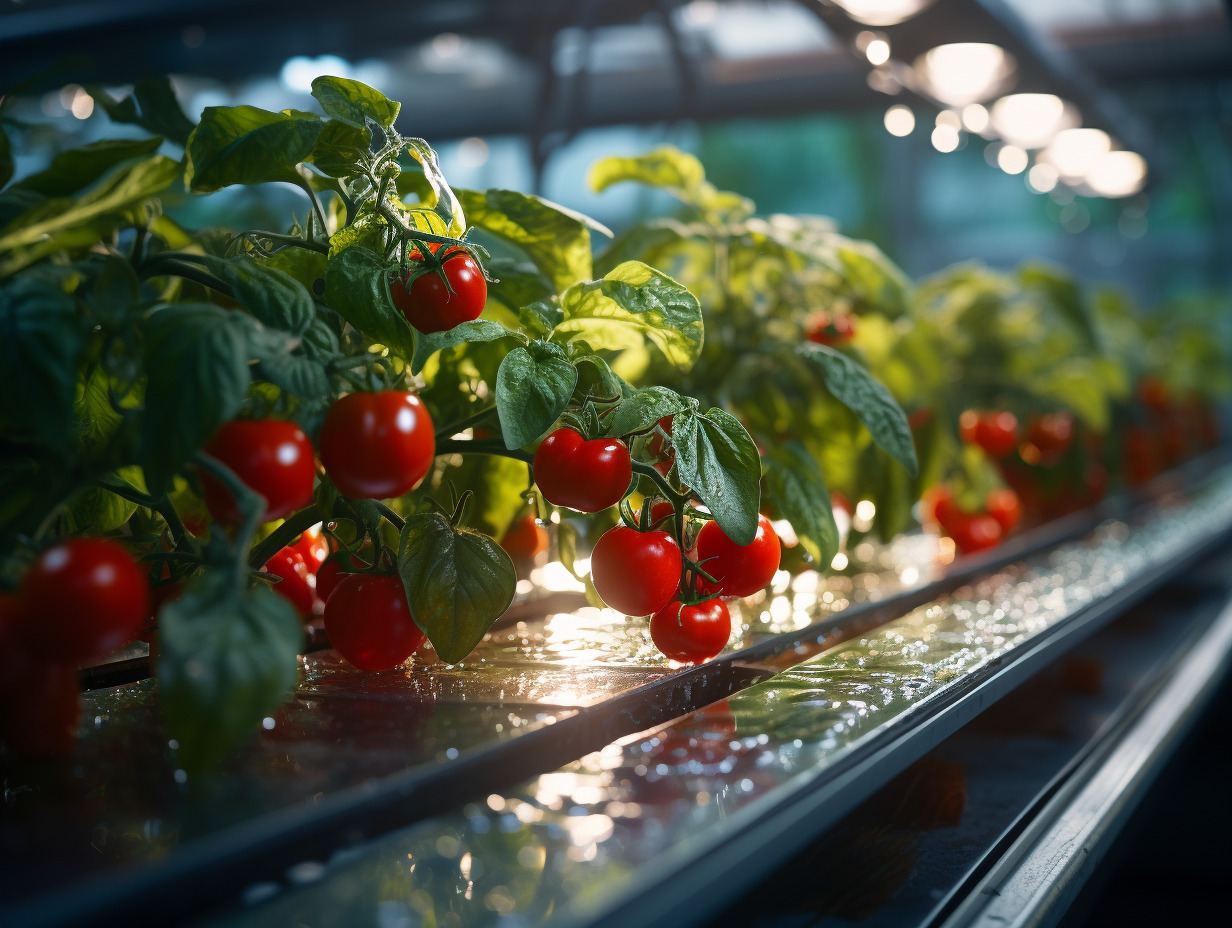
[216,474,1232,928]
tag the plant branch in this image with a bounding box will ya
[436,439,533,464]
[245,505,323,570]
[434,405,498,442]
[139,254,235,299]
[293,173,330,237]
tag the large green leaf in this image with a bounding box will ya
[799,343,918,477]
[0,154,179,256]
[140,304,252,493]
[12,137,164,198]
[484,257,555,316]
[672,408,761,545]
[457,188,608,291]
[553,261,704,372]
[397,512,516,664]
[0,277,86,448]
[88,77,196,146]
[588,148,706,196]
[202,255,315,335]
[1020,261,1101,352]
[308,119,371,178]
[310,76,400,130]
[159,573,303,771]
[602,386,690,439]
[763,441,839,565]
[495,341,577,449]
[185,106,322,192]
[411,319,519,375]
[323,245,417,359]
[403,138,464,237]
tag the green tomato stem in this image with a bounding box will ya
[245,504,324,570]
[433,405,498,442]
[436,439,534,465]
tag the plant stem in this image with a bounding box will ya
[294,173,330,237]
[433,405,498,442]
[96,477,192,550]
[435,439,534,464]
[243,230,329,255]
[139,254,236,299]
[631,460,686,505]
[371,501,406,532]
[245,505,324,570]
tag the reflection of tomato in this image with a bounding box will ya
[0,596,80,757]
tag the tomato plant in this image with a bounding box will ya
[323,573,426,672]
[200,419,316,524]
[392,248,487,334]
[650,598,732,664]
[590,525,682,616]
[319,392,435,500]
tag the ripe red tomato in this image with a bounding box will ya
[1026,412,1075,456]
[985,488,1021,535]
[316,554,358,603]
[200,419,315,525]
[533,428,632,513]
[290,524,330,572]
[18,538,149,662]
[591,525,682,616]
[324,574,426,671]
[500,514,549,563]
[391,248,487,334]
[949,513,1002,555]
[264,549,321,619]
[921,485,960,529]
[806,311,856,346]
[320,392,435,499]
[636,500,677,528]
[650,598,731,664]
[963,410,1019,459]
[694,514,781,598]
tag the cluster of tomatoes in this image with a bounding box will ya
[805,310,857,347]
[1123,378,1220,487]
[532,416,781,664]
[1,538,149,756]
[921,484,1021,555]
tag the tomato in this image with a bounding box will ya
[320,391,435,500]
[637,500,677,529]
[289,524,330,572]
[264,549,321,619]
[1137,377,1170,413]
[960,410,1018,459]
[500,514,549,563]
[316,550,368,603]
[18,538,149,662]
[591,526,682,616]
[533,428,632,513]
[985,488,1021,535]
[324,574,426,671]
[948,513,1002,555]
[830,491,853,517]
[694,514,781,598]
[391,248,487,334]
[921,485,959,528]
[200,419,315,525]
[1026,412,1075,456]
[805,311,856,346]
[650,598,731,664]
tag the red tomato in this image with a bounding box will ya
[1137,377,1170,413]
[290,524,330,572]
[650,598,731,664]
[320,392,435,500]
[500,514,549,562]
[591,526,682,616]
[949,514,1002,555]
[830,491,853,516]
[985,488,1021,535]
[264,549,321,619]
[805,311,856,346]
[1026,412,1075,456]
[391,248,487,334]
[694,513,781,598]
[907,407,934,430]
[18,538,149,662]
[921,485,960,529]
[533,428,632,513]
[324,574,426,671]
[975,411,1019,459]
[200,419,315,525]
[637,500,677,528]
[316,550,367,603]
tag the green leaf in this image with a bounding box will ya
[763,441,839,566]
[141,304,252,493]
[84,253,140,328]
[323,245,416,359]
[202,255,314,335]
[159,573,303,771]
[572,354,629,403]
[88,77,196,147]
[552,261,704,372]
[799,343,918,477]
[308,119,371,177]
[518,301,563,339]
[603,386,688,438]
[185,106,322,192]
[557,520,583,581]
[485,258,555,315]
[397,511,516,664]
[0,154,180,258]
[456,188,606,292]
[1020,261,1100,352]
[310,76,400,130]
[410,319,519,375]
[588,148,706,196]
[672,408,761,545]
[495,342,578,449]
[301,315,341,361]
[403,138,464,237]
[0,276,86,447]
[254,352,330,399]
[12,137,164,198]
